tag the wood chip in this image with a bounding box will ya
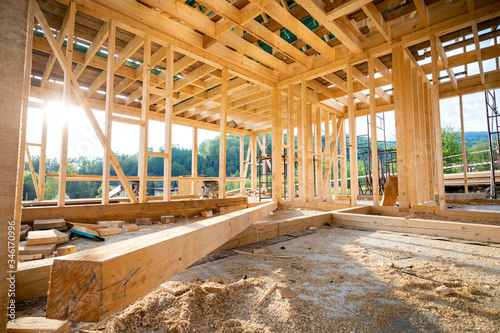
[253,282,278,309]
[277,287,296,299]
[97,227,123,236]
[160,281,190,296]
[202,283,226,294]
[56,245,77,256]
[252,248,272,254]
[122,224,140,232]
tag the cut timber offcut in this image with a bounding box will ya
[18,242,56,258]
[135,217,153,225]
[52,229,69,245]
[160,281,190,296]
[97,227,123,236]
[56,245,77,256]
[46,202,277,322]
[18,253,43,261]
[7,316,70,332]
[161,215,175,224]
[33,218,66,230]
[382,175,399,206]
[97,221,126,228]
[26,230,57,246]
[122,224,139,232]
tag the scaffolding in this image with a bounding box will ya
[357,113,397,196]
[485,90,500,199]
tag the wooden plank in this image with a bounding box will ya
[381,175,398,206]
[18,242,56,258]
[459,95,468,193]
[57,245,77,256]
[278,200,350,211]
[217,211,332,251]
[287,85,295,201]
[46,202,278,321]
[97,227,123,236]
[7,317,70,333]
[331,213,500,243]
[15,258,53,301]
[33,218,66,230]
[26,230,57,246]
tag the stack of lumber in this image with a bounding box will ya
[18,218,73,260]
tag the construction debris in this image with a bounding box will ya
[18,253,43,261]
[135,217,153,225]
[160,281,190,296]
[96,220,126,228]
[18,241,56,258]
[277,287,296,299]
[6,316,70,332]
[33,218,66,230]
[436,285,457,296]
[252,248,272,254]
[161,215,175,224]
[253,282,278,309]
[56,245,77,256]
[26,230,57,246]
[201,282,226,294]
[122,224,140,232]
[70,226,104,241]
[97,227,123,236]
[52,229,69,245]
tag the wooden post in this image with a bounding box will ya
[404,57,416,206]
[57,2,76,206]
[333,117,340,197]
[14,0,34,269]
[420,74,430,203]
[425,82,435,200]
[298,81,307,200]
[139,36,151,202]
[239,135,245,193]
[102,20,115,204]
[392,46,409,209]
[340,118,348,196]
[192,128,198,195]
[323,111,331,197]
[430,35,446,210]
[1,0,30,329]
[287,84,294,201]
[250,134,257,191]
[271,88,282,201]
[164,45,173,201]
[39,106,48,201]
[315,106,323,197]
[459,95,468,193]
[219,68,228,198]
[347,65,357,205]
[412,66,424,204]
[368,58,380,206]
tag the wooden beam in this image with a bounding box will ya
[193,128,198,195]
[46,202,277,322]
[347,65,357,204]
[430,35,446,210]
[34,1,138,203]
[57,1,76,206]
[368,58,379,206]
[287,84,295,201]
[298,81,307,200]
[459,95,468,193]
[471,24,485,85]
[102,20,115,205]
[164,45,174,201]
[73,22,109,78]
[413,0,430,27]
[295,0,364,54]
[219,68,228,198]
[435,36,458,90]
[138,36,151,203]
[272,88,282,201]
[326,0,372,20]
[361,2,391,42]
[39,107,48,200]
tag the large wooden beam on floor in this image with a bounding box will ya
[331,212,500,243]
[22,197,248,223]
[1,0,30,330]
[45,202,278,322]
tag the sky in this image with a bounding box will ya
[26,33,499,159]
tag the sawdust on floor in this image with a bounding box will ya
[74,227,500,333]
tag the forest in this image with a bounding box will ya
[22,129,493,201]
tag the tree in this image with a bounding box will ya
[441,125,463,174]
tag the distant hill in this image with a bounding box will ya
[379,131,489,148]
